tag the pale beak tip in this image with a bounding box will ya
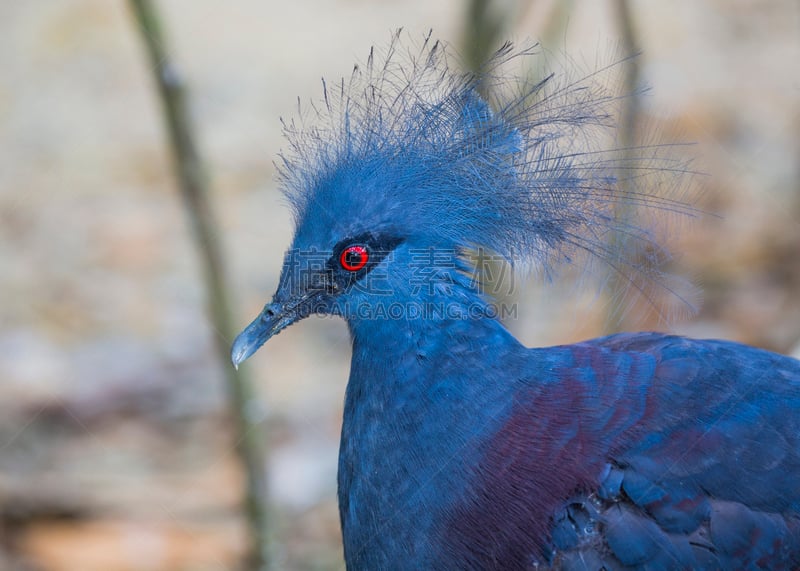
[231,302,288,369]
[230,337,253,369]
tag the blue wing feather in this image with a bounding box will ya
[441,333,800,569]
[546,334,800,569]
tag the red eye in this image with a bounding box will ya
[340,245,369,271]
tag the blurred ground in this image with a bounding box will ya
[0,1,798,570]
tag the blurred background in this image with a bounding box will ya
[0,1,798,569]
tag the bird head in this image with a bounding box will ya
[231,32,690,368]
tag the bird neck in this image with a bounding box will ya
[338,288,527,567]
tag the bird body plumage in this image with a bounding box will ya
[231,32,800,570]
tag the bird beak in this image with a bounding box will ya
[230,301,297,369]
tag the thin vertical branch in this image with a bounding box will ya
[461,0,523,325]
[537,0,576,53]
[614,0,642,178]
[127,1,271,569]
[462,0,508,77]
[606,0,643,332]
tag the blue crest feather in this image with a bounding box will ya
[277,31,696,315]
